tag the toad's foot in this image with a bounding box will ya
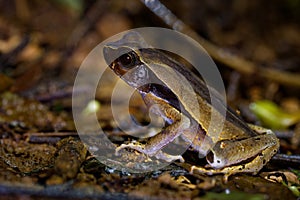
[154,151,184,163]
[190,166,233,183]
[116,142,184,163]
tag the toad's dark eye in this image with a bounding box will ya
[118,52,137,69]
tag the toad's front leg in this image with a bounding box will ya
[116,93,191,162]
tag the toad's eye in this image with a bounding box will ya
[118,52,137,69]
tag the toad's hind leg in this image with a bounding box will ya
[191,141,279,182]
[191,129,280,183]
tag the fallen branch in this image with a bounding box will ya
[140,0,300,87]
[270,153,300,169]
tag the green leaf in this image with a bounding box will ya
[249,100,300,130]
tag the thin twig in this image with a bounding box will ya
[24,132,78,143]
[270,153,300,168]
[24,132,78,137]
[0,35,30,71]
[140,0,300,87]
[54,0,109,74]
